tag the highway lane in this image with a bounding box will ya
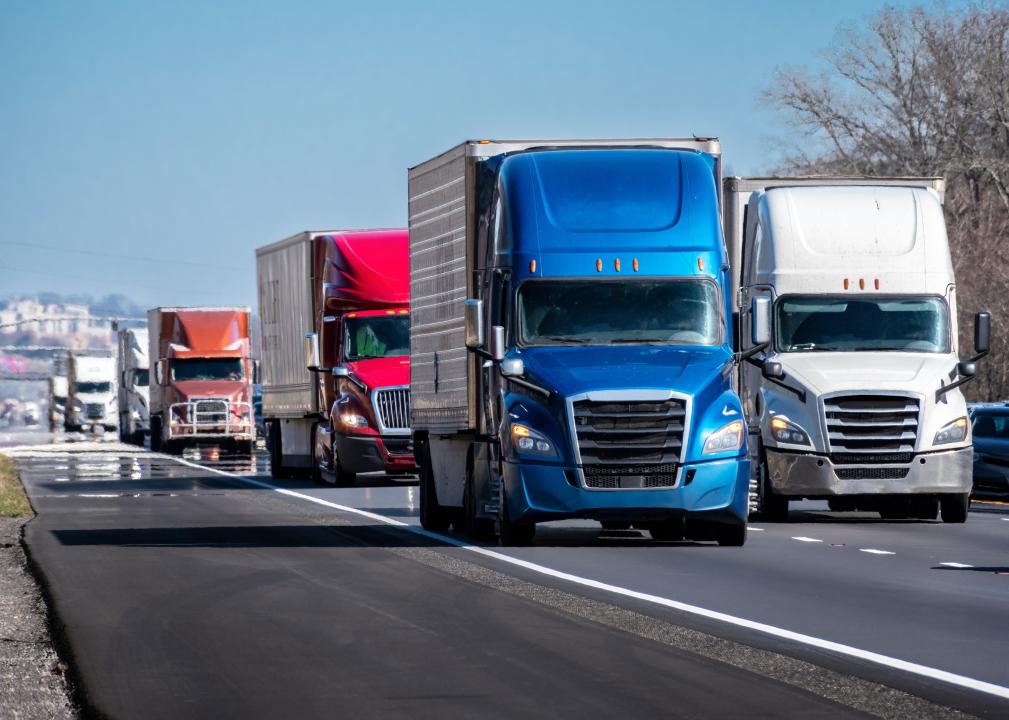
[7,443,1009,718]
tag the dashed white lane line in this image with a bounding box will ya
[748,527,765,531]
[168,455,1009,702]
[859,549,896,555]
[940,562,974,569]
[791,536,822,543]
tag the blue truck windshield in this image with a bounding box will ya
[776,296,949,353]
[344,315,410,360]
[517,280,720,346]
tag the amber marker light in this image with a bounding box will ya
[859,278,865,290]
[697,257,704,271]
[874,279,880,290]
[529,259,537,272]
[596,258,602,272]
[614,258,621,272]
[843,279,849,290]
[398,309,408,314]
[633,258,639,272]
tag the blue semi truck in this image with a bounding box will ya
[407,139,750,546]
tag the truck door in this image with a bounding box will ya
[740,204,771,430]
[479,269,509,438]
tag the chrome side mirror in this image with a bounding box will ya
[752,296,771,346]
[464,299,484,349]
[490,325,505,362]
[500,358,524,377]
[305,333,321,371]
[331,366,350,378]
[762,360,784,380]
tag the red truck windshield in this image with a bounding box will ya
[344,316,410,360]
[171,358,244,382]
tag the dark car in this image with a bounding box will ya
[969,404,1009,496]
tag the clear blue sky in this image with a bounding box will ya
[1,0,924,310]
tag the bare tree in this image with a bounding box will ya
[764,2,1009,400]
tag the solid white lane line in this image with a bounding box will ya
[169,455,1009,701]
[748,527,765,531]
[859,549,895,555]
[940,562,973,569]
[791,536,822,543]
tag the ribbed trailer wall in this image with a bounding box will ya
[256,234,317,418]
[408,144,473,432]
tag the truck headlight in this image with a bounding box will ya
[703,420,744,455]
[511,424,556,456]
[340,413,369,429]
[770,416,811,446]
[934,417,968,445]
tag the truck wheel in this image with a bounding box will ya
[715,520,748,547]
[333,450,356,488]
[150,416,162,452]
[940,493,969,523]
[756,448,789,522]
[463,449,495,542]
[601,521,632,531]
[269,421,295,479]
[498,488,535,546]
[418,438,451,533]
[648,517,685,541]
[912,496,939,520]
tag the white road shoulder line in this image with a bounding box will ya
[170,455,1009,702]
[859,549,895,555]
[791,536,822,543]
[939,562,973,569]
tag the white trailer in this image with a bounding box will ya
[117,327,150,445]
[725,176,990,523]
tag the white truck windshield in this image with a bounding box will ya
[776,296,949,353]
[76,382,112,394]
[344,316,410,360]
[518,279,721,346]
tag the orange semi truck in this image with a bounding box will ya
[147,306,258,454]
[256,230,415,483]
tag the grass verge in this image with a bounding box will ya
[0,453,31,517]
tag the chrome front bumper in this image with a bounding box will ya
[167,400,254,439]
[766,447,973,496]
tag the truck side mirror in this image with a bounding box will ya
[156,359,168,387]
[500,358,524,377]
[762,360,784,380]
[490,325,505,362]
[751,296,771,346]
[974,311,991,357]
[331,366,350,378]
[464,299,484,349]
[305,333,321,371]
[252,360,261,385]
[958,360,977,378]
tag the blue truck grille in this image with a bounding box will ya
[573,398,685,486]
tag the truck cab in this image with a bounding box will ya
[66,354,118,434]
[117,327,150,446]
[725,178,990,522]
[409,139,750,545]
[148,307,257,454]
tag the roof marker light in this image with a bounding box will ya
[844,279,849,290]
[596,258,602,272]
[859,278,865,290]
[614,258,621,272]
[347,312,357,318]
[633,258,639,272]
[398,309,409,314]
[386,310,396,315]
[874,278,880,290]
[530,259,537,273]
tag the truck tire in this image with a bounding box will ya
[333,447,356,487]
[149,416,162,453]
[464,448,495,542]
[715,520,748,547]
[269,421,295,479]
[498,487,535,546]
[912,496,939,520]
[940,493,969,523]
[755,447,789,522]
[417,435,451,533]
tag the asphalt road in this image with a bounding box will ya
[7,442,1009,719]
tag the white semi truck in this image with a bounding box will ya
[117,327,150,445]
[725,177,990,523]
[66,354,118,434]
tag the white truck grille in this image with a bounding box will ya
[824,394,920,454]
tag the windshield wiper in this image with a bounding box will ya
[350,354,386,360]
[539,337,590,344]
[788,343,842,352]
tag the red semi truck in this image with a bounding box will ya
[256,229,415,483]
[147,306,258,454]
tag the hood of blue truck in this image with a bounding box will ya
[515,345,730,398]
